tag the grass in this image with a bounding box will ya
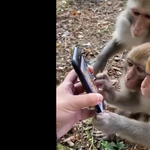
[57,143,75,150]
[101,140,127,150]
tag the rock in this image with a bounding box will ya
[83,42,91,46]
[62,31,70,37]
[107,1,112,6]
[78,35,84,38]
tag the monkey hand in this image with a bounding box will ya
[93,59,107,75]
[93,112,121,135]
[95,72,110,81]
[94,74,115,102]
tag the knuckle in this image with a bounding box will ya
[96,73,104,79]
[85,94,96,105]
[104,74,108,79]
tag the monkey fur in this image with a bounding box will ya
[93,43,150,148]
[93,0,150,75]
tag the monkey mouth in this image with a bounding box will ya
[133,30,147,37]
[132,29,144,37]
[133,32,141,37]
[125,81,139,90]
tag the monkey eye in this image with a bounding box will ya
[128,61,133,67]
[145,15,150,19]
[137,67,144,73]
[133,10,140,16]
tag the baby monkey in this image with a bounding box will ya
[93,43,150,148]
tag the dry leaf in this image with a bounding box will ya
[73,11,77,15]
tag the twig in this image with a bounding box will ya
[63,136,75,147]
[89,126,94,150]
[63,136,74,142]
[67,141,74,147]
[65,37,66,49]
[72,24,82,33]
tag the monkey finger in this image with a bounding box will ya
[95,73,104,79]
[94,80,110,92]
[95,113,103,120]
[80,109,95,120]
[94,80,105,87]
[96,72,109,80]
[92,115,105,129]
[74,82,85,95]
[97,89,105,96]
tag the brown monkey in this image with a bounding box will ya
[141,57,150,98]
[93,43,150,148]
[93,0,150,75]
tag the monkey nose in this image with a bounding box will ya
[127,78,131,81]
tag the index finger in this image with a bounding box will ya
[64,69,78,84]
[74,82,85,94]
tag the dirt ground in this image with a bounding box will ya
[56,0,149,149]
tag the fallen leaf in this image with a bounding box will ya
[73,11,77,15]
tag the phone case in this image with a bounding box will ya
[72,46,105,113]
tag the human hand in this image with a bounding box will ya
[56,69,103,139]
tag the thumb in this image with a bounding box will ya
[72,93,103,110]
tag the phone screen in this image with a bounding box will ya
[80,56,97,93]
[80,55,105,113]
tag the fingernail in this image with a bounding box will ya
[96,94,103,104]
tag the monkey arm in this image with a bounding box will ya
[94,78,139,110]
[93,112,150,148]
[93,11,131,75]
[93,39,125,75]
[105,90,141,112]
[116,116,150,148]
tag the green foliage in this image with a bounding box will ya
[57,143,75,150]
[101,140,127,150]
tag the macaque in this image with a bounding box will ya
[93,0,150,75]
[93,43,150,148]
[141,57,150,98]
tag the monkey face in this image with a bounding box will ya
[125,59,146,90]
[131,8,150,37]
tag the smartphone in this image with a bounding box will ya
[72,46,105,113]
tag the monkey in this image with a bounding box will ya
[141,57,150,98]
[129,112,150,122]
[93,0,150,75]
[93,43,150,148]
